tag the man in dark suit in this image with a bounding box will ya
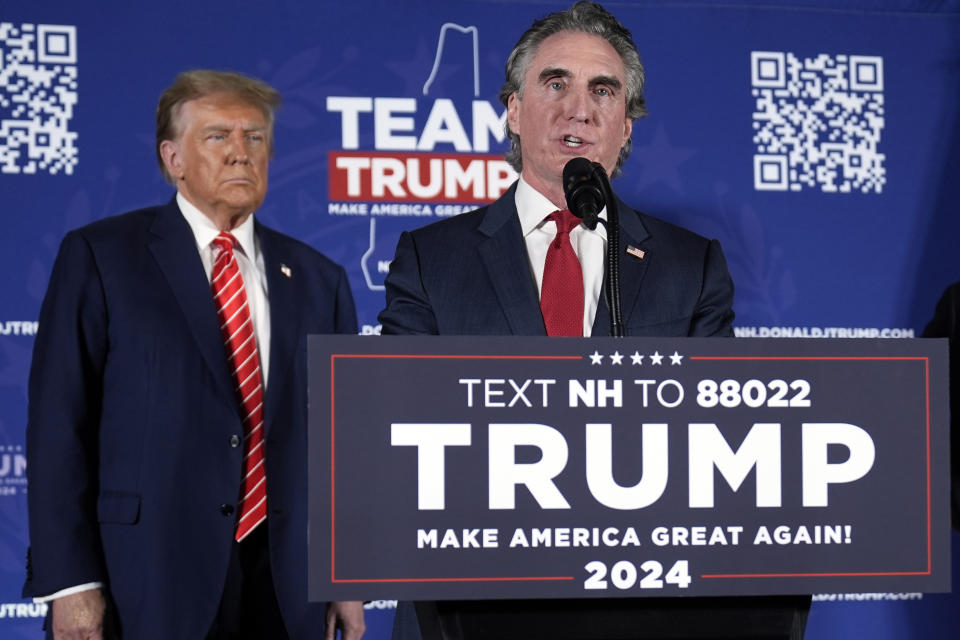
[922,282,960,530]
[379,0,733,339]
[381,2,807,638]
[23,70,364,640]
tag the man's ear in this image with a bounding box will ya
[159,139,183,180]
[506,92,521,137]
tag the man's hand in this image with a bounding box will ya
[325,600,365,640]
[51,589,106,640]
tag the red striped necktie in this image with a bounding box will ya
[540,209,584,337]
[211,232,267,542]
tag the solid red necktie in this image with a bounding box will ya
[211,232,267,542]
[540,209,584,337]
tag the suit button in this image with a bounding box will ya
[229,435,241,448]
[220,504,234,516]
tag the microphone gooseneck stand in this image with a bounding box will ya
[562,157,624,338]
[591,162,623,338]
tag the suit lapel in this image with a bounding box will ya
[256,224,302,433]
[148,198,238,412]
[477,187,546,336]
[591,199,652,336]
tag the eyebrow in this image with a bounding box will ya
[200,123,267,133]
[589,75,622,90]
[538,67,571,83]
[536,67,622,91]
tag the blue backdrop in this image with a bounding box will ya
[2,0,959,637]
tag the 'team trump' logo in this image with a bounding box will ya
[326,23,517,212]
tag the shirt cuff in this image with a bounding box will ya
[33,582,103,604]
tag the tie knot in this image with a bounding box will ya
[212,232,237,255]
[549,209,580,235]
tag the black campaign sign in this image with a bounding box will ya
[307,336,950,601]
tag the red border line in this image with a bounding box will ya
[925,357,932,571]
[703,571,931,579]
[333,354,581,360]
[329,352,580,584]
[330,356,337,581]
[331,353,937,584]
[334,576,575,584]
[690,356,927,361]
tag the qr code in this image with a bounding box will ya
[751,52,885,193]
[0,23,78,175]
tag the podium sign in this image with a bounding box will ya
[307,336,950,601]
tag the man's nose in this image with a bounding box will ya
[226,132,249,164]
[565,89,591,123]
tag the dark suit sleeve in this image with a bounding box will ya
[923,283,960,340]
[334,263,359,335]
[688,238,735,337]
[23,231,109,597]
[921,282,960,530]
[378,231,440,335]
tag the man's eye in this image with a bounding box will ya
[595,87,610,97]
[549,81,564,91]
[247,134,264,143]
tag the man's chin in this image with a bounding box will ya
[220,187,264,209]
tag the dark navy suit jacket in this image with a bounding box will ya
[379,182,735,337]
[922,281,960,530]
[23,198,357,639]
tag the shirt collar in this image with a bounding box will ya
[516,176,562,237]
[514,175,607,239]
[176,192,257,258]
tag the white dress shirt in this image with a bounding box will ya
[516,176,607,337]
[35,194,272,604]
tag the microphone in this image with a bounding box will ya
[563,157,606,230]
[563,156,624,337]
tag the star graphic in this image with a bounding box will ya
[589,351,604,365]
[610,351,624,365]
[632,124,697,193]
[649,351,664,365]
[669,351,684,365]
[630,351,644,365]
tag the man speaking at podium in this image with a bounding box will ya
[380,2,808,638]
[378,1,734,340]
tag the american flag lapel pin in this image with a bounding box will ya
[626,245,645,260]
[280,264,292,278]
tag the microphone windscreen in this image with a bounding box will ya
[563,157,595,198]
[563,157,605,227]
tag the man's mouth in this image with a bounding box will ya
[562,135,585,148]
